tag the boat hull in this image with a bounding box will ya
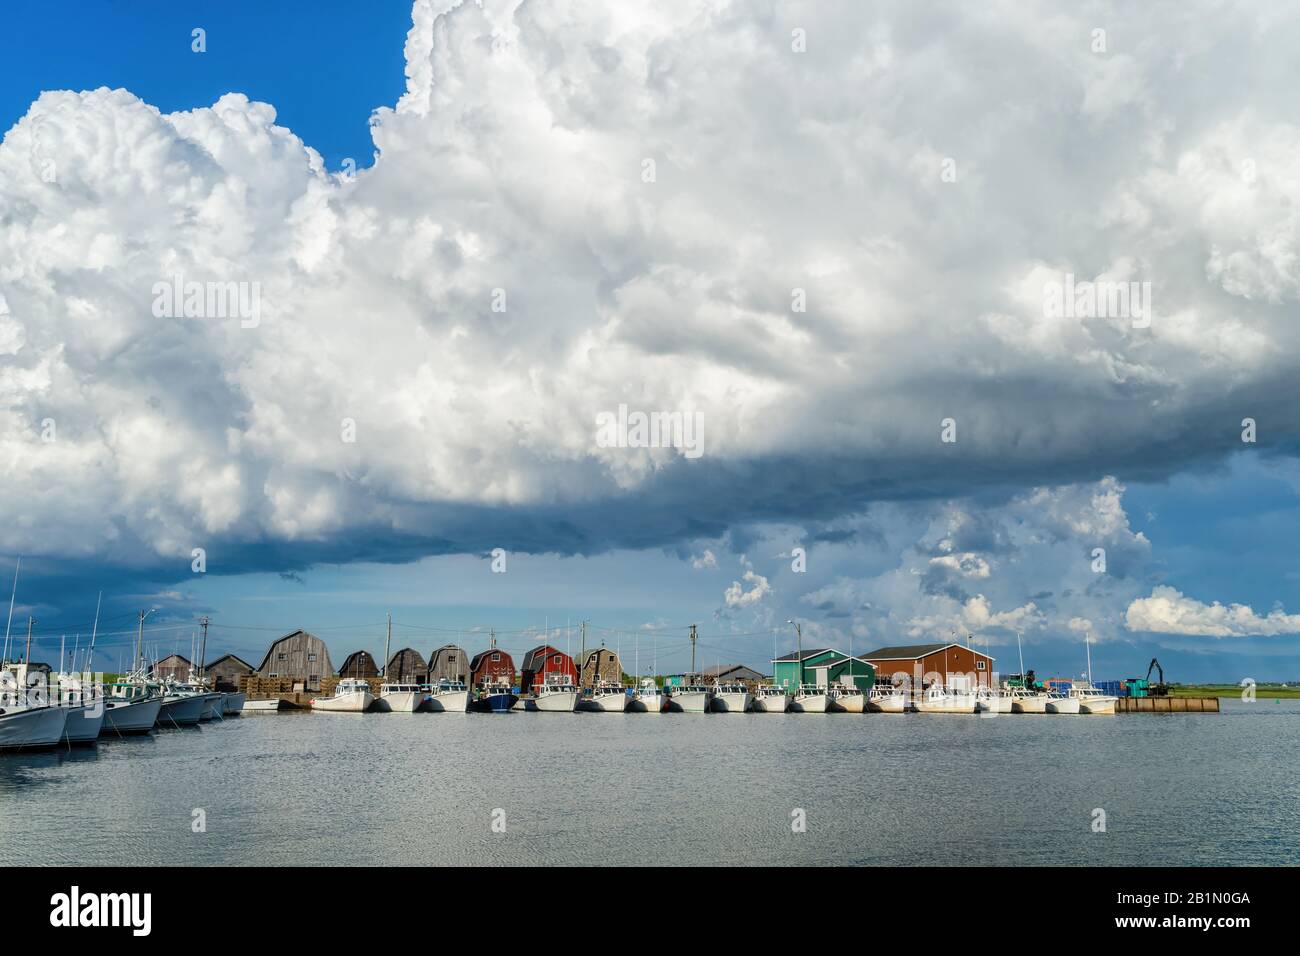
[1011,695,1049,714]
[375,690,422,713]
[312,690,374,713]
[830,692,865,713]
[867,693,907,713]
[975,696,1013,714]
[752,692,789,713]
[61,702,106,743]
[222,692,246,715]
[425,690,470,713]
[1079,696,1117,715]
[916,695,976,714]
[158,694,208,726]
[471,691,518,713]
[666,691,710,713]
[0,706,68,750]
[711,691,752,714]
[524,690,579,712]
[791,693,829,713]
[628,693,663,713]
[200,693,226,721]
[1046,696,1081,714]
[242,698,281,713]
[582,692,628,712]
[102,697,163,734]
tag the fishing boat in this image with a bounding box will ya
[1070,683,1118,715]
[790,684,830,713]
[198,689,226,721]
[914,683,975,713]
[0,699,67,750]
[828,683,866,713]
[1008,686,1050,713]
[424,678,470,712]
[750,685,789,713]
[57,673,105,744]
[242,698,282,713]
[101,682,164,734]
[311,678,374,713]
[580,680,628,712]
[374,682,423,713]
[710,682,752,714]
[665,682,712,713]
[1045,692,1081,714]
[222,691,246,715]
[974,685,1012,714]
[867,684,908,713]
[523,678,580,712]
[471,680,518,713]
[628,678,664,713]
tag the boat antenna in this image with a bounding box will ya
[1085,631,1093,684]
[383,611,392,678]
[2,557,19,663]
[85,591,102,675]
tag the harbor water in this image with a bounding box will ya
[2,698,1296,866]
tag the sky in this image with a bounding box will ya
[2,0,1300,684]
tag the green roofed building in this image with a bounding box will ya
[770,648,875,691]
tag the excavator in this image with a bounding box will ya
[1127,658,1170,697]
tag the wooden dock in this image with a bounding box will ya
[1118,696,1219,713]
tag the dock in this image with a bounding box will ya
[1118,696,1219,713]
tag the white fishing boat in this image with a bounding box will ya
[101,682,164,734]
[867,684,908,713]
[0,700,67,750]
[1008,687,1050,713]
[974,685,1012,714]
[628,678,664,713]
[375,683,423,713]
[423,678,470,712]
[199,691,226,721]
[524,679,580,712]
[751,685,789,713]
[665,683,712,713]
[312,678,374,713]
[57,674,105,744]
[828,684,866,713]
[1045,692,1081,714]
[581,680,629,712]
[791,684,829,713]
[915,684,976,713]
[1070,684,1118,715]
[710,682,752,714]
[222,692,246,715]
[242,698,282,713]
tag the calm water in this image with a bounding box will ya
[2,699,1297,866]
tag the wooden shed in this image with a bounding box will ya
[861,642,995,690]
[428,644,469,684]
[469,648,515,689]
[385,647,428,683]
[338,650,380,679]
[520,645,578,694]
[204,653,253,692]
[256,630,334,691]
[702,663,764,686]
[151,654,191,682]
[578,647,623,688]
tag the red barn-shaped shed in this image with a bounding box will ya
[469,648,515,689]
[520,645,578,693]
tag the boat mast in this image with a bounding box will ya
[1085,631,1093,684]
[383,611,392,679]
[25,616,34,663]
[2,557,18,663]
[199,615,210,682]
[86,591,102,675]
[690,624,697,676]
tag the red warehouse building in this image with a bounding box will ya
[519,645,578,694]
[469,647,516,688]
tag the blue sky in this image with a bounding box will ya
[3,0,1300,685]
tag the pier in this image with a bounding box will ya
[1117,696,1219,713]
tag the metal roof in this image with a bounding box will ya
[862,642,995,661]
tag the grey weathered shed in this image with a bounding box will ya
[205,653,254,692]
[427,644,469,684]
[385,647,427,683]
[151,654,192,682]
[256,630,334,691]
[338,649,379,679]
[578,647,623,687]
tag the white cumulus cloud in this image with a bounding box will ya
[1125,586,1300,637]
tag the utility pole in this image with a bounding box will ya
[788,619,802,687]
[689,624,697,676]
[383,611,392,677]
[199,616,210,681]
[135,611,145,674]
[24,616,34,664]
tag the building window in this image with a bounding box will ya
[976,661,986,670]
[277,653,287,661]
[492,653,500,662]
[308,653,317,662]
[309,674,319,682]
[269,672,278,678]
[448,654,456,662]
